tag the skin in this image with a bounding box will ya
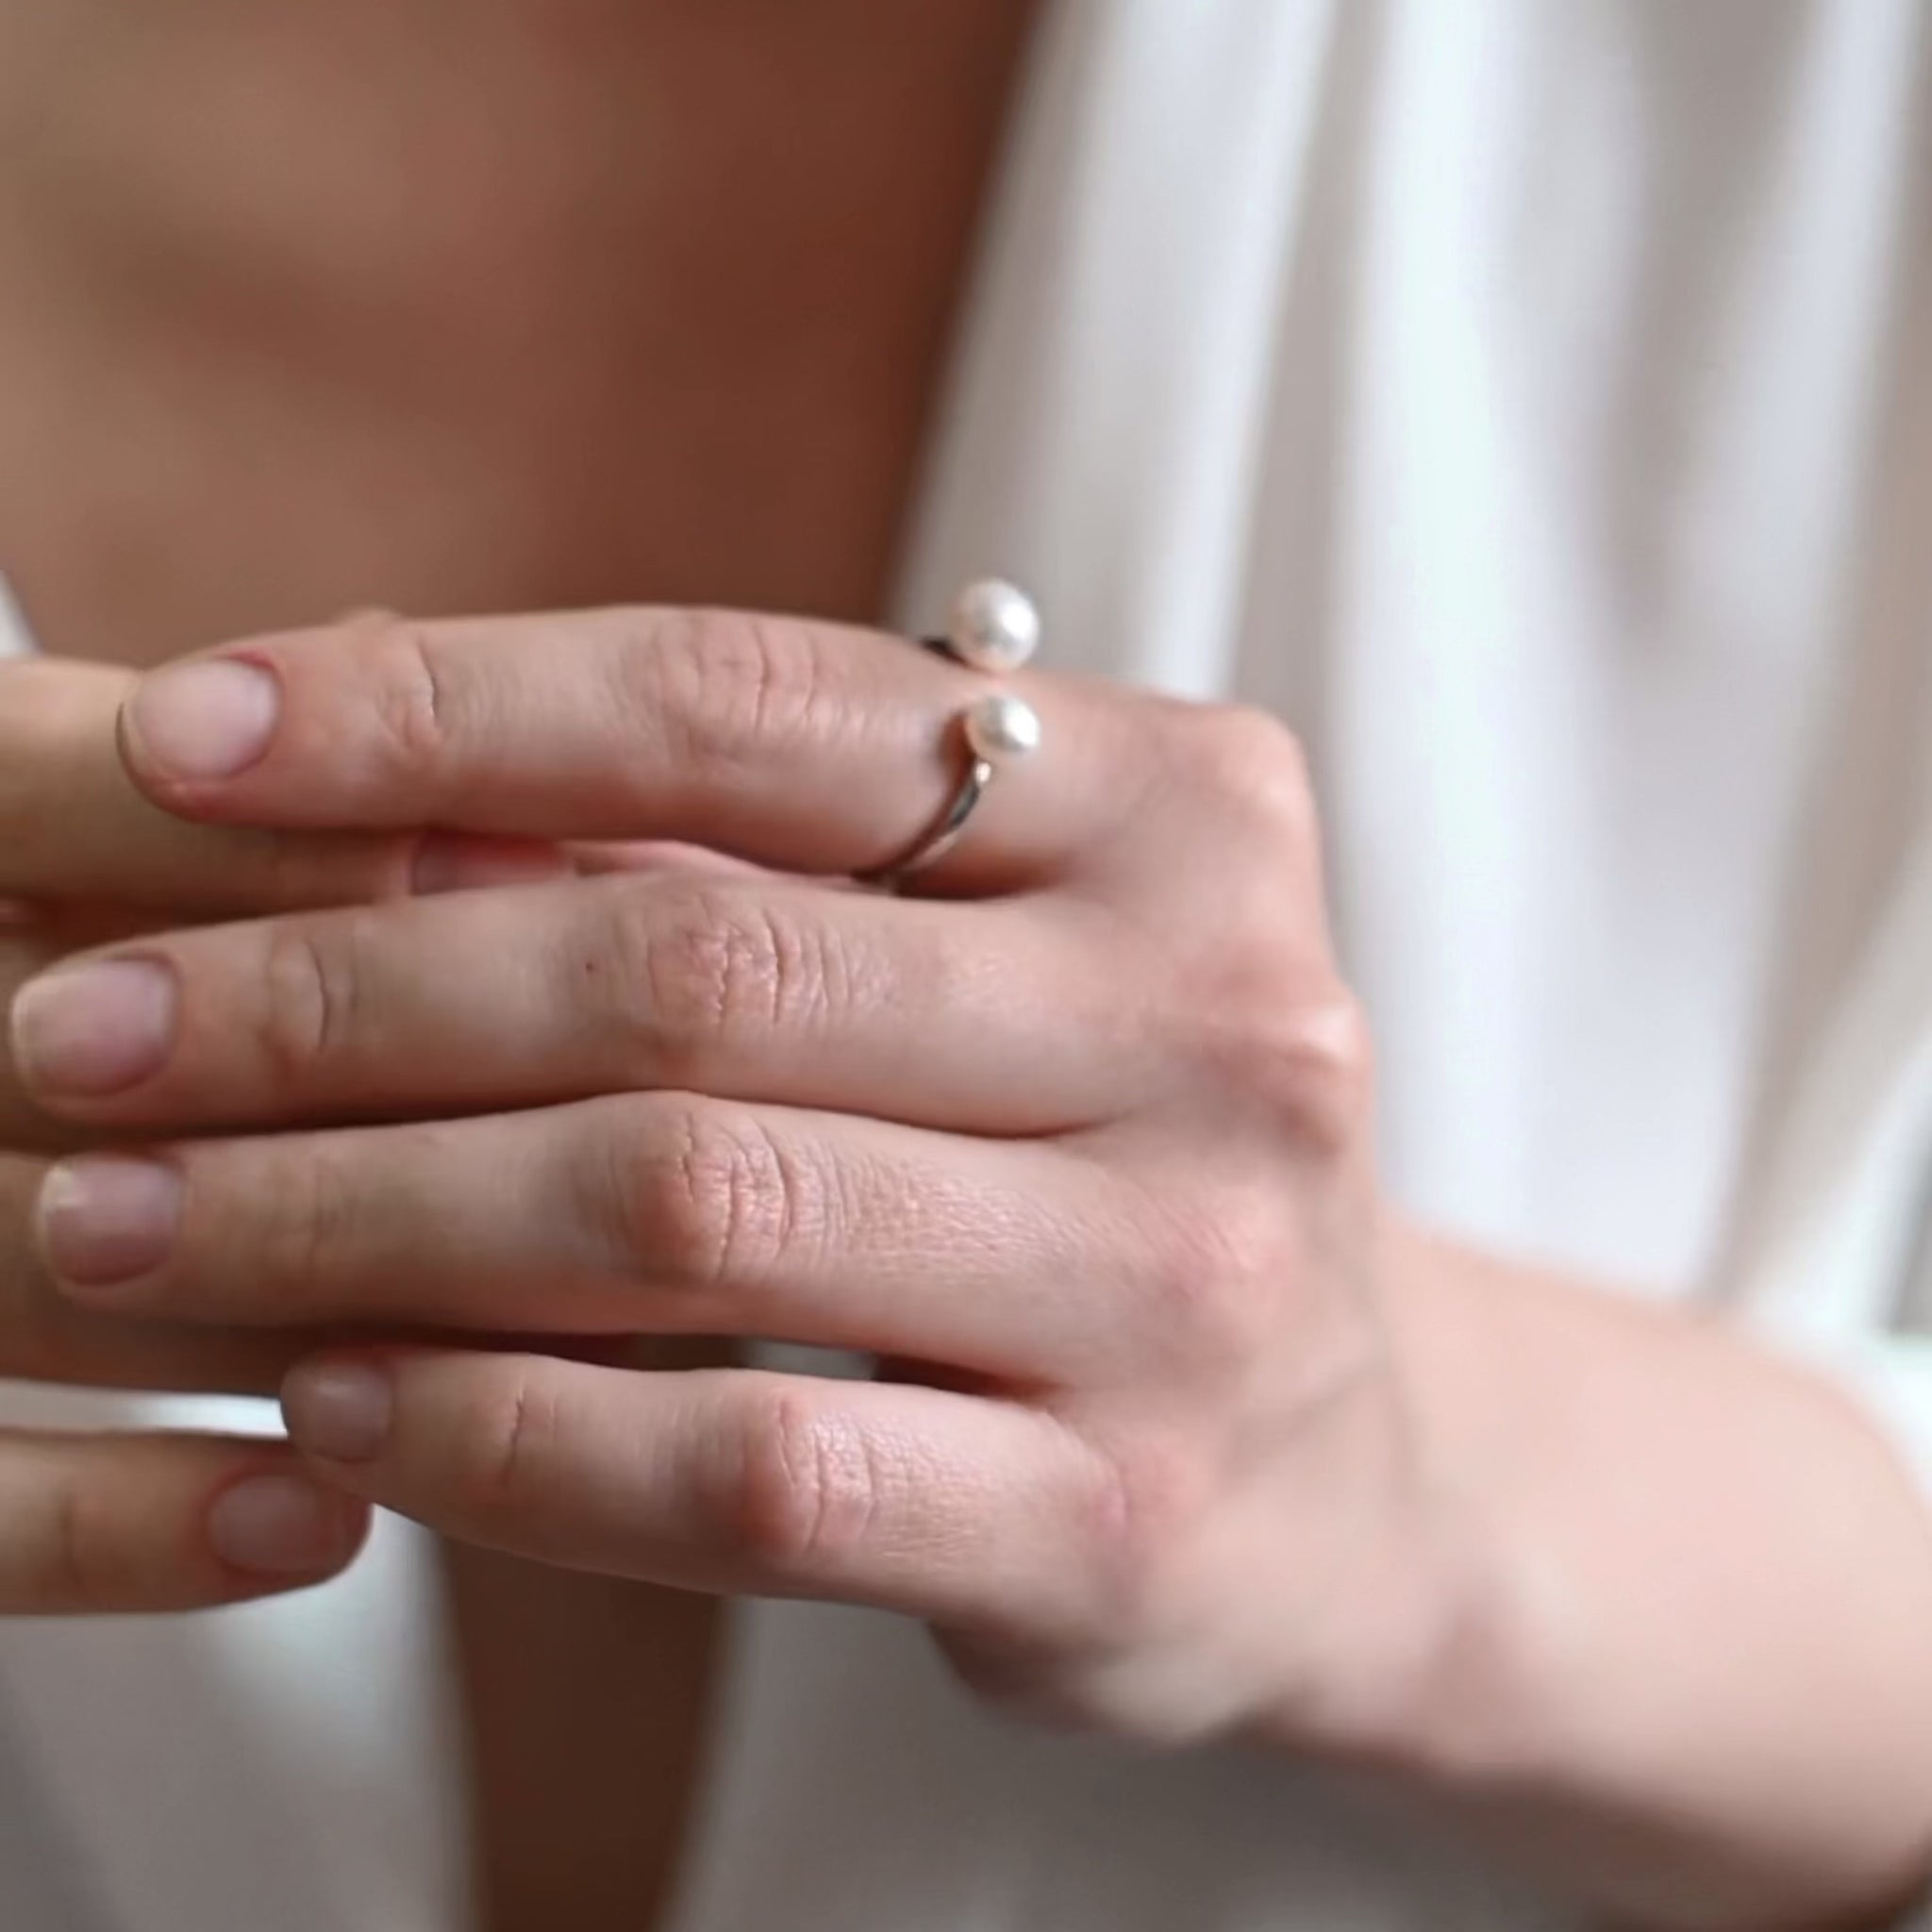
[0,3,1038,1920]
[3,614,1931,1932]
[0,658,407,1607]
[1,8,1931,1932]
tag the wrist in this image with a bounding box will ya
[1244,1216,1537,1777]
[1286,1220,1932,1929]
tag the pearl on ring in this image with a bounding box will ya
[946,578,1041,674]
[963,691,1042,761]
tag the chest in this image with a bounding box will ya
[0,0,1037,654]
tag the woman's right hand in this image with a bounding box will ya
[0,652,548,1613]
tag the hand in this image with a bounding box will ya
[8,608,1454,1741]
[0,654,551,1612]
[26,611,1932,1931]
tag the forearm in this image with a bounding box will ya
[1373,1225,1932,1928]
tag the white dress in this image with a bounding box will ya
[4,3,1932,1926]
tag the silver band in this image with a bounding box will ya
[855,740,995,890]
[860,578,1044,891]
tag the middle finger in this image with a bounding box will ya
[11,874,1152,1137]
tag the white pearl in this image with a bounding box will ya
[964,691,1042,761]
[947,578,1041,673]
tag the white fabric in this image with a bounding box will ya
[6,1,1932,1925]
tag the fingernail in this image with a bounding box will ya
[411,834,569,895]
[125,659,280,781]
[208,1474,362,1575]
[282,1360,392,1462]
[10,958,178,1098]
[37,1157,183,1291]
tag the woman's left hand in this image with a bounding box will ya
[25,605,1932,1928]
[8,603,1470,1748]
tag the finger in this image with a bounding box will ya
[4,1149,688,1398]
[0,910,196,1148]
[0,1154,328,1394]
[0,657,566,913]
[0,1428,368,1613]
[116,608,1153,889]
[283,1350,1114,1640]
[10,874,1138,1136]
[32,1097,1149,1380]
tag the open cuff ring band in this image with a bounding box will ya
[856,579,1044,891]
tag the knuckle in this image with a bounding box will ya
[599,884,830,1080]
[724,1380,884,1574]
[258,920,361,1082]
[249,1141,357,1307]
[935,1640,1065,1724]
[606,1099,824,1291]
[940,1639,1106,1735]
[355,614,452,769]
[629,608,833,773]
[1173,969,1375,1160]
[1138,1187,1291,1366]
[1072,1434,1199,1639]
[1178,705,1318,849]
[20,1468,115,1608]
[1240,987,1377,1154]
[453,1363,563,1518]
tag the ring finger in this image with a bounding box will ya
[32,1096,1158,1381]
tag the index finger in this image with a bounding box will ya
[117,608,1143,889]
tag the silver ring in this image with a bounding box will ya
[857,691,1042,890]
[859,580,1043,890]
